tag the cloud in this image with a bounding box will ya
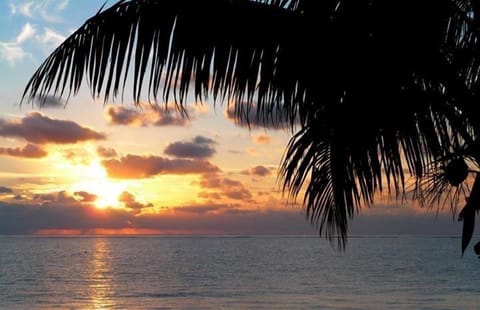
[3,2,68,65]
[0,43,29,66]
[0,187,13,194]
[33,190,77,205]
[164,136,216,159]
[118,191,153,213]
[223,188,252,200]
[0,201,132,234]
[97,146,117,158]
[118,191,135,203]
[0,194,463,236]
[10,0,69,23]
[171,203,243,215]
[74,191,97,202]
[0,143,47,158]
[36,28,66,52]
[250,165,273,177]
[15,23,36,44]
[0,21,67,66]
[32,95,65,108]
[57,0,69,11]
[252,134,272,145]
[104,105,190,127]
[104,102,210,127]
[198,192,222,200]
[0,200,316,235]
[0,23,35,66]
[0,112,106,144]
[102,154,220,179]
[13,2,34,18]
[197,174,253,201]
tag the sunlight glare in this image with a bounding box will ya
[70,161,128,209]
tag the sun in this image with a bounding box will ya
[70,161,128,209]
[91,180,127,209]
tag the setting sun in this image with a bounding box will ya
[91,181,126,209]
[69,161,128,208]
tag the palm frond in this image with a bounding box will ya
[280,85,480,248]
[22,0,480,249]
[22,0,306,120]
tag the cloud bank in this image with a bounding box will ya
[0,112,106,144]
[0,143,47,158]
[0,200,314,235]
[104,105,189,127]
[102,154,220,179]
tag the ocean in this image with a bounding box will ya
[0,235,479,309]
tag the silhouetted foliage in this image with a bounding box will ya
[22,0,480,252]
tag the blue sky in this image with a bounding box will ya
[0,1,101,99]
[0,0,465,237]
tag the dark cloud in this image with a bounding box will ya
[0,202,132,234]
[0,186,13,194]
[74,191,97,202]
[104,105,189,127]
[164,136,216,159]
[33,95,64,108]
[0,112,106,144]
[192,136,215,144]
[33,191,77,205]
[128,208,318,235]
[118,191,153,213]
[197,174,253,202]
[97,146,117,158]
[251,165,273,177]
[0,198,464,236]
[200,175,241,188]
[198,192,223,200]
[102,154,220,179]
[225,102,298,129]
[171,203,242,215]
[32,193,56,203]
[223,188,252,200]
[0,143,47,158]
[0,200,315,235]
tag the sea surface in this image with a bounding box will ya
[0,235,479,309]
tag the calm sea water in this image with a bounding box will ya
[0,235,479,309]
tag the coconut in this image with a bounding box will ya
[445,158,468,187]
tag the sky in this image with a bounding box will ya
[0,0,465,237]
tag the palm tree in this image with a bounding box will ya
[22,0,480,252]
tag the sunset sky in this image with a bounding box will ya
[0,0,463,236]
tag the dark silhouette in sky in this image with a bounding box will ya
[22,0,480,252]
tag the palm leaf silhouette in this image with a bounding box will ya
[22,0,480,250]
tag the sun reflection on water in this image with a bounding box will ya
[89,238,114,309]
